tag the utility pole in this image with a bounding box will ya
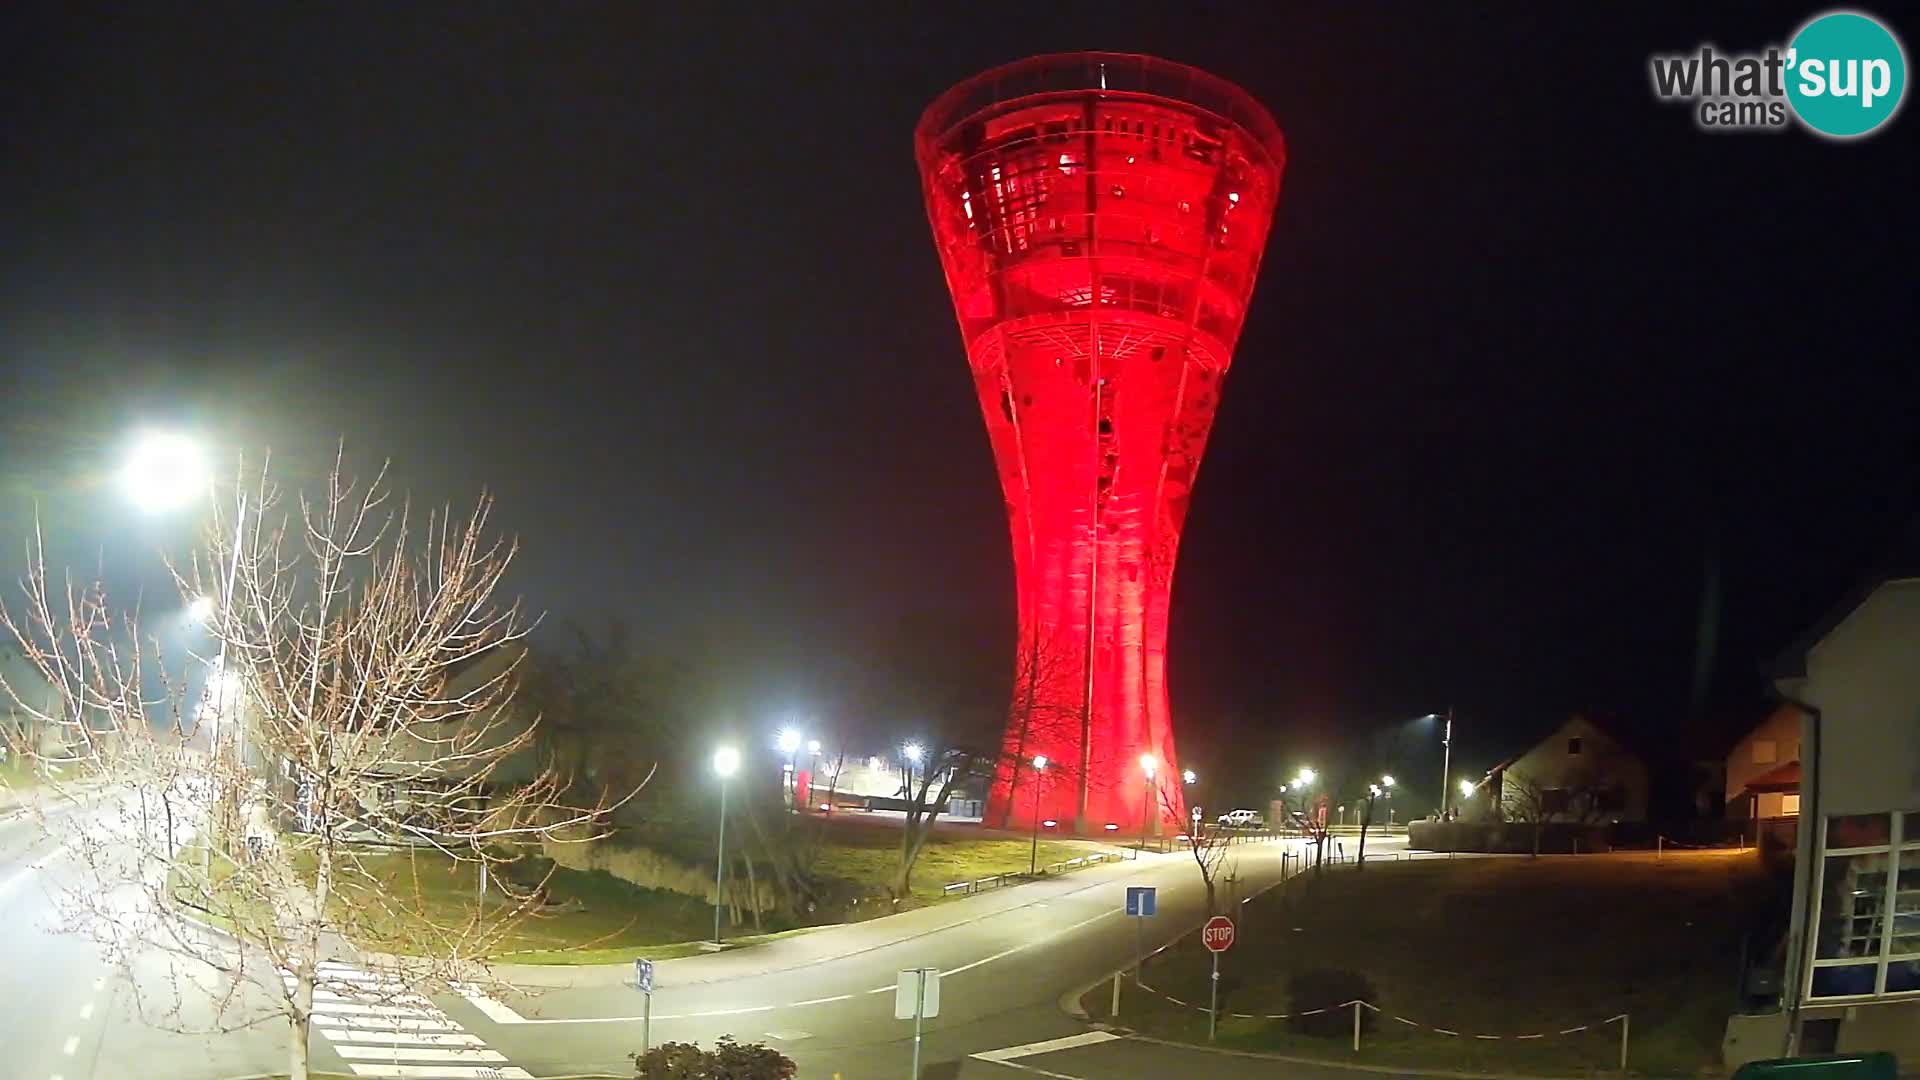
[1439,707,1454,819]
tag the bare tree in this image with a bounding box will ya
[1162,785,1231,913]
[996,633,1081,828]
[0,450,635,1080]
[1500,772,1554,857]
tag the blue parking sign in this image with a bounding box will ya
[1125,885,1156,917]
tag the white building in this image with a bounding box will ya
[1771,572,1920,1059]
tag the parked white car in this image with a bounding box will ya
[1217,808,1265,829]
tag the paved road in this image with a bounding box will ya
[2,801,1409,1079]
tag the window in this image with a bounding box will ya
[1808,811,1920,999]
[1567,737,1583,756]
[1752,739,1777,765]
[1542,788,1571,814]
[1783,794,1802,816]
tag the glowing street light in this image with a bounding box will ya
[1295,767,1316,787]
[1381,775,1396,788]
[1137,754,1159,857]
[186,595,215,623]
[775,728,802,754]
[121,430,212,514]
[903,742,925,764]
[1459,778,1477,798]
[711,745,740,946]
[1028,754,1049,875]
[1182,768,1197,785]
[807,739,821,755]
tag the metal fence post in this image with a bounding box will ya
[1351,1000,1362,1052]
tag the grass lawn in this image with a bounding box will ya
[168,815,1127,964]
[805,816,1116,907]
[1091,850,1776,1076]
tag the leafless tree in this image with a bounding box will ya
[996,633,1081,829]
[0,450,637,1080]
[1162,785,1231,913]
[1500,772,1555,857]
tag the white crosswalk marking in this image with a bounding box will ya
[345,1060,533,1068]
[334,1045,508,1062]
[283,963,529,1079]
[318,1028,487,1047]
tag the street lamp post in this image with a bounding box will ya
[1438,708,1454,820]
[1028,755,1047,876]
[1137,754,1157,858]
[711,746,740,946]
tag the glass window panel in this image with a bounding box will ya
[1816,851,1892,959]
[1829,813,1892,849]
[1887,959,1920,994]
[1891,864,1920,954]
[1905,811,1920,847]
[1812,963,1879,998]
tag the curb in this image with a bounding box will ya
[1124,1034,1643,1080]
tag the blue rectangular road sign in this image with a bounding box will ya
[634,957,655,994]
[1125,885,1157,917]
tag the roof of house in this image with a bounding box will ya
[1771,519,1920,681]
[1483,712,1647,780]
[1735,760,1802,797]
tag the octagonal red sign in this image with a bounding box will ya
[1202,915,1236,953]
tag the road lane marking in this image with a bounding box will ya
[972,1030,1122,1062]
[61,1036,79,1056]
[458,990,525,1024]
[78,1002,93,1020]
[0,838,77,900]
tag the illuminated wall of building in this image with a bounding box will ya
[916,54,1285,832]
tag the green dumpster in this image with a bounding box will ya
[1733,1053,1898,1080]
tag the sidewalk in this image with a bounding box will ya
[489,839,1283,990]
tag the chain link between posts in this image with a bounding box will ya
[1133,982,1627,1043]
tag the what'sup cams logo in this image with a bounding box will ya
[1649,9,1907,138]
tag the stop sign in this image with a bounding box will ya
[1201,915,1236,953]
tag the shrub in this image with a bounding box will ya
[1285,968,1376,1038]
[632,1036,796,1079]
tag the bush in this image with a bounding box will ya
[632,1036,797,1079]
[1285,968,1376,1038]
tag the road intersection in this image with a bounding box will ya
[1,801,1405,1078]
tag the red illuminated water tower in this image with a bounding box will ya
[916,54,1285,834]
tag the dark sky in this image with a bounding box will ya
[1,3,1914,801]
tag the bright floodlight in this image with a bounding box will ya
[1369,784,1381,796]
[807,739,821,754]
[775,728,802,754]
[1139,753,1157,777]
[1182,769,1197,784]
[187,595,215,622]
[1460,778,1477,797]
[1296,767,1316,786]
[121,430,211,513]
[712,746,741,778]
[903,742,924,763]
[1033,754,1048,770]
[1381,774,1396,787]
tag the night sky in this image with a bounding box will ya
[1,4,1913,802]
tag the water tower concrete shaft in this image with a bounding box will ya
[916,54,1285,833]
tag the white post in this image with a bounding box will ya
[1111,970,1122,1018]
[1657,835,1663,861]
[1619,1013,1629,1071]
[910,970,926,1080]
[1208,950,1220,1041]
[1352,1000,1363,1052]
[479,860,488,900]
[641,988,652,1056]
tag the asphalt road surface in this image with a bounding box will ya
[1,800,1408,1079]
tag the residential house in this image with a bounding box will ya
[1727,703,1802,821]
[1492,713,1651,823]
[1767,568,1920,1061]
